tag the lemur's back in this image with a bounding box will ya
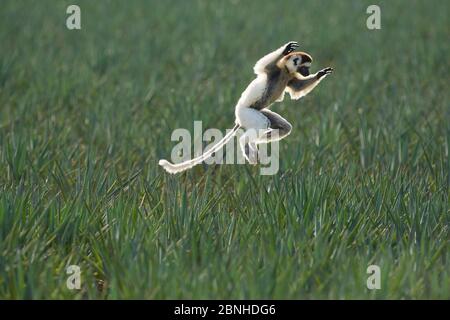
[251,70,290,110]
[236,70,290,111]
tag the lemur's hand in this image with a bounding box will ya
[282,41,299,55]
[317,67,333,78]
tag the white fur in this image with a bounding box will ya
[239,132,258,164]
[236,75,267,109]
[235,108,272,164]
[235,105,270,130]
[253,45,285,75]
[284,58,298,73]
[158,125,238,174]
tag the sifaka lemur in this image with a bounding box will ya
[159,41,333,174]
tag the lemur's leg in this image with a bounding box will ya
[256,109,292,143]
[239,134,258,164]
[253,41,299,75]
[236,107,270,164]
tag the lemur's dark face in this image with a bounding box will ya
[287,52,313,76]
[298,65,310,77]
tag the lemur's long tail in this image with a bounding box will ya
[159,124,240,174]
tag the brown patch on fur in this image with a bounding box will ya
[283,51,313,64]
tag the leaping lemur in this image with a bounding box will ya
[159,41,333,174]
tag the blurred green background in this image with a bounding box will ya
[0,0,448,299]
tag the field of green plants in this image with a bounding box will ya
[0,0,448,299]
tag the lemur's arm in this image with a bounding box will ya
[253,42,299,75]
[286,67,333,100]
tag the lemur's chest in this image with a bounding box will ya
[251,71,289,110]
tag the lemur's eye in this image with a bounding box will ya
[293,58,300,65]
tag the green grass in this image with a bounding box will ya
[0,0,449,299]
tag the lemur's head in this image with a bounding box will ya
[284,52,313,76]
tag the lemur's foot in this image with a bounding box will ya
[317,67,333,78]
[244,144,258,165]
[282,41,299,55]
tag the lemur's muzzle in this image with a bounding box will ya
[298,66,310,77]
